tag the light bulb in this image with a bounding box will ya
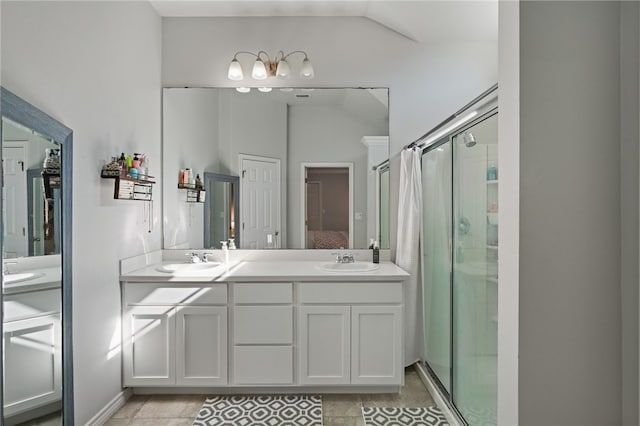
[300,57,314,79]
[276,59,291,78]
[227,59,243,81]
[258,87,272,93]
[252,59,268,80]
[236,87,251,93]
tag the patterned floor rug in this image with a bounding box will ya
[362,406,449,426]
[193,395,323,426]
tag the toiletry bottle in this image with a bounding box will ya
[487,164,497,181]
[372,240,380,264]
[195,174,203,190]
[132,153,141,169]
[188,169,195,186]
[179,169,185,185]
[119,153,127,174]
[220,241,229,266]
[184,168,192,185]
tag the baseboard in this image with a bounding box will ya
[84,388,133,426]
[414,362,463,426]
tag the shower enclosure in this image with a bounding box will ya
[421,88,497,426]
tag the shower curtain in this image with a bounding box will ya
[396,147,423,365]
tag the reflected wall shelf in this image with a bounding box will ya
[42,170,61,199]
[177,183,206,203]
[101,172,155,201]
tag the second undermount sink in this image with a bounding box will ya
[4,272,45,285]
[317,262,380,272]
[156,262,221,273]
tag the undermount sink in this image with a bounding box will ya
[4,272,45,285]
[317,262,380,272]
[156,262,221,273]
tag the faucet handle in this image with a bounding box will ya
[186,252,202,263]
[202,252,214,263]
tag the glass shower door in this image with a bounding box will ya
[452,113,498,426]
[421,141,452,392]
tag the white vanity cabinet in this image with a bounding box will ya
[3,289,62,417]
[298,282,403,386]
[122,283,228,386]
[232,282,294,385]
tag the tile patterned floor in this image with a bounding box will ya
[105,366,435,426]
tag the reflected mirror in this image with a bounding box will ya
[1,87,73,425]
[162,87,389,250]
[204,172,239,249]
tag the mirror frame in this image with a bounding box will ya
[204,172,240,249]
[0,87,74,424]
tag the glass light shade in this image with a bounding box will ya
[252,59,268,80]
[276,59,291,78]
[236,87,251,93]
[258,87,272,93]
[300,58,314,79]
[227,59,244,81]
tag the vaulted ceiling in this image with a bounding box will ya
[149,0,498,43]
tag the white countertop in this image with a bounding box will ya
[121,260,409,283]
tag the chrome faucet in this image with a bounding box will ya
[186,252,202,263]
[333,252,355,263]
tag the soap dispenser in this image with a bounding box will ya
[372,240,380,264]
[220,240,229,266]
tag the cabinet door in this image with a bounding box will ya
[123,305,175,386]
[175,306,227,386]
[298,305,350,385]
[3,314,62,417]
[351,305,403,385]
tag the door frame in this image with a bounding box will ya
[300,162,354,249]
[2,141,29,258]
[238,153,281,249]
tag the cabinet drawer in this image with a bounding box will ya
[234,306,292,344]
[299,282,402,304]
[4,289,61,322]
[124,283,227,305]
[234,282,292,304]
[233,346,293,384]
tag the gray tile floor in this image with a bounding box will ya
[105,366,435,426]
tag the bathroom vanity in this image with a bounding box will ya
[2,257,62,420]
[120,250,408,393]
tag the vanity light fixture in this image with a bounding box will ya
[227,50,315,81]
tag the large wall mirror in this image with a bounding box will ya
[1,87,73,425]
[163,87,389,250]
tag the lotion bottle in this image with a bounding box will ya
[220,240,229,266]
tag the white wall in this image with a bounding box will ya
[1,2,162,424]
[518,2,622,424]
[162,17,497,156]
[163,88,220,248]
[162,15,498,253]
[497,0,519,424]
